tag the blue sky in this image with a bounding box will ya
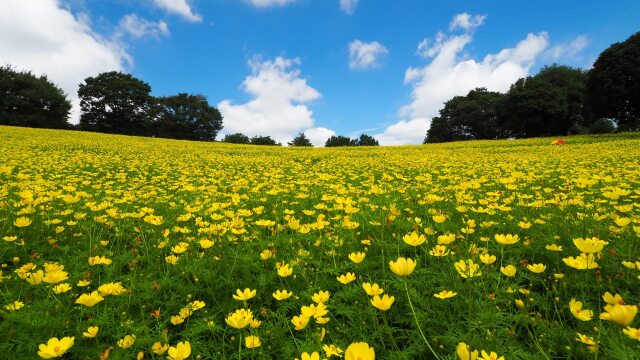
[1,0,639,144]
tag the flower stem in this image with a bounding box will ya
[404,281,441,360]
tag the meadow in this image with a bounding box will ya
[0,126,639,360]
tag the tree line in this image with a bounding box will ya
[425,31,640,143]
[1,31,639,145]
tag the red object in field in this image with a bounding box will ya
[551,139,565,145]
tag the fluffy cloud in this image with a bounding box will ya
[348,40,389,70]
[218,57,328,144]
[117,14,169,40]
[304,127,336,147]
[375,13,550,145]
[0,0,129,123]
[339,0,359,15]
[546,35,588,60]
[449,12,485,31]
[246,0,298,8]
[152,0,202,22]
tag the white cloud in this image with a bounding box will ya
[339,0,359,15]
[153,0,202,22]
[0,0,129,123]
[377,13,550,145]
[449,12,485,31]
[246,0,298,8]
[348,40,389,70]
[304,127,336,147]
[117,14,169,39]
[218,57,328,144]
[546,35,588,60]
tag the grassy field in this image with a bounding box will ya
[0,126,639,359]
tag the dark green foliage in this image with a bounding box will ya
[0,65,71,129]
[586,31,640,131]
[223,133,250,144]
[425,88,505,143]
[497,65,587,138]
[78,71,153,136]
[154,93,223,141]
[588,118,616,134]
[325,135,356,147]
[250,135,281,146]
[356,133,380,146]
[288,132,313,147]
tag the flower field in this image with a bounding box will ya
[1,126,639,359]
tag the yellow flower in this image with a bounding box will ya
[603,292,624,305]
[337,272,356,284]
[272,289,293,300]
[37,337,74,358]
[25,270,44,285]
[167,341,191,360]
[527,263,546,273]
[480,350,504,360]
[323,344,344,358]
[259,249,273,260]
[277,264,294,277]
[82,326,99,338]
[437,233,456,245]
[52,283,71,294]
[171,315,185,325]
[299,352,321,360]
[76,280,91,287]
[225,308,253,329]
[199,239,214,249]
[370,294,395,311]
[43,270,69,284]
[14,217,32,228]
[345,342,375,360]
[429,244,450,257]
[189,300,205,311]
[292,315,310,330]
[165,255,179,265]
[312,291,330,304]
[573,237,608,253]
[389,257,416,276]
[563,253,598,269]
[348,252,366,264]
[117,335,136,349]
[233,288,256,301]
[569,299,593,321]
[454,259,481,278]
[576,332,597,346]
[432,215,446,223]
[614,217,631,227]
[434,290,457,299]
[545,244,563,251]
[98,282,126,296]
[623,327,640,341]
[403,231,426,246]
[88,256,113,266]
[5,300,24,311]
[479,254,496,265]
[151,342,169,355]
[514,299,525,309]
[362,282,384,296]
[599,304,638,326]
[3,235,18,242]
[245,335,261,349]
[75,291,104,307]
[517,221,532,229]
[456,342,478,360]
[494,234,519,245]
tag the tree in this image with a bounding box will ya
[586,31,640,130]
[325,135,356,147]
[154,93,223,141]
[0,65,71,129]
[497,65,587,137]
[356,134,379,146]
[223,133,250,144]
[425,88,505,143]
[288,132,313,147]
[250,135,280,146]
[78,71,153,135]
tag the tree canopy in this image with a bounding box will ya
[250,135,280,146]
[223,133,250,144]
[154,93,223,141]
[0,66,71,129]
[288,132,313,147]
[325,135,357,147]
[356,134,379,146]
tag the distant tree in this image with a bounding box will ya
[497,65,587,137]
[425,88,505,143]
[78,71,153,135]
[288,132,313,147]
[356,134,379,146]
[154,93,223,141]
[588,118,616,134]
[0,65,71,129]
[250,135,280,146]
[325,135,356,147]
[223,133,250,144]
[586,31,640,131]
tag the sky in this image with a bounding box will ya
[1,0,639,145]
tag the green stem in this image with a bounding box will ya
[404,281,441,360]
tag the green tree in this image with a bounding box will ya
[223,133,250,144]
[78,71,153,135]
[288,132,313,147]
[325,135,356,147]
[154,93,223,141]
[0,65,71,129]
[356,134,379,146]
[250,135,280,146]
[586,31,640,131]
[498,65,587,137]
[425,88,505,143]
